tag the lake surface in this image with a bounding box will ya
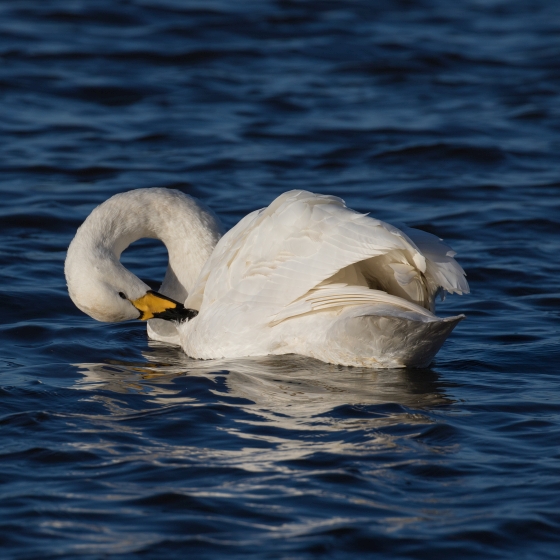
[1,1,560,558]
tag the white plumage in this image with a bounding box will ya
[65,188,468,368]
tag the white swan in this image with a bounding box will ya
[65,188,469,368]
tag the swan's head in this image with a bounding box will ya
[64,188,215,325]
[65,239,197,324]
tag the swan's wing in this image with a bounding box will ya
[187,191,467,321]
[185,207,264,310]
[269,283,436,326]
[399,225,469,298]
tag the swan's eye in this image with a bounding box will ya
[118,292,127,300]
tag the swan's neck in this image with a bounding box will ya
[67,188,222,306]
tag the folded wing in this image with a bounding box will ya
[186,191,468,323]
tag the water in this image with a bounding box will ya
[1,0,560,558]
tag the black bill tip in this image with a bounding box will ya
[152,303,198,323]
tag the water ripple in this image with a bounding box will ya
[1,0,560,558]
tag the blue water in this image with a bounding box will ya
[1,1,560,558]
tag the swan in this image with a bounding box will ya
[65,188,469,368]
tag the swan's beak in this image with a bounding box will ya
[131,290,198,322]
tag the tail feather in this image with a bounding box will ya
[320,309,464,368]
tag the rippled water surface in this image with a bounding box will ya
[2,1,560,558]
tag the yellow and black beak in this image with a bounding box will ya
[131,290,198,322]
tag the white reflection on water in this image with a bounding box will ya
[72,344,456,498]
[75,341,452,430]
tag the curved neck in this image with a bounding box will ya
[73,188,222,303]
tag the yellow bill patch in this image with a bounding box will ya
[131,291,180,321]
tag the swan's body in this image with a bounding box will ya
[65,188,468,368]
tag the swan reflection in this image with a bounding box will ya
[75,341,452,431]
[72,343,457,472]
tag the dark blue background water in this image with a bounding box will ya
[1,1,560,558]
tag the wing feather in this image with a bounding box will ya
[400,225,469,297]
[269,283,435,326]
